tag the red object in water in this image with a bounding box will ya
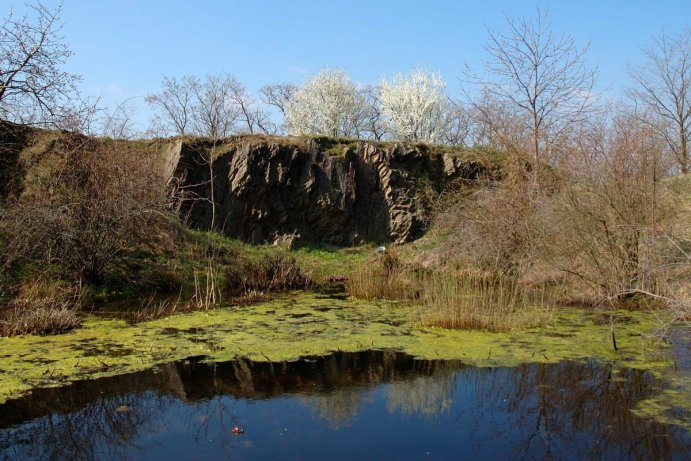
[231,427,244,434]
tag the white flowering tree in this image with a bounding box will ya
[285,68,366,137]
[380,69,451,143]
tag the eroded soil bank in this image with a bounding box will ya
[0,292,688,429]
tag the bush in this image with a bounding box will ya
[1,134,174,284]
[430,178,546,277]
[427,113,688,307]
[224,253,311,295]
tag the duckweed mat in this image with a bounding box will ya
[0,292,687,428]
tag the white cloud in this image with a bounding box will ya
[287,65,309,76]
[105,84,125,96]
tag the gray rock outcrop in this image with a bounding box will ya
[168,137,498,246]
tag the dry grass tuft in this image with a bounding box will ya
[0,279,82,336]
[124,296,180,323]
[346,252,418,300]
[225,253,312,296]
[347,251,555,332]
[191,256,222,310]
[416,272,555,332]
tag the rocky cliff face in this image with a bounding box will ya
[0,121,501,246]
[168,137,499,246]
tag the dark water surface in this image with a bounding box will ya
[0,351,688,460]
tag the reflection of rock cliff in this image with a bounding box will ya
[0,351,457,428]
[169,137,499,245]
[1,353,687,461]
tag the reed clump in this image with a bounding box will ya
[0,279,83,336]
[117,297,173,323]
[347,253,555,332]
[345,252,418,300]
[224,253,312,296]
[416,272,555,332]
[191,256,222,310]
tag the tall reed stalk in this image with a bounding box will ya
[345,253,415,300]
[417,272,555,332]
[191,256,221,310]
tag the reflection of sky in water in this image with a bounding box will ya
[0,352,688,461]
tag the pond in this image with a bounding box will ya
[0,350,689,460]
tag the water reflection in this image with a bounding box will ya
[0,351,688,460]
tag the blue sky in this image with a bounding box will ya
[4,0,689,130]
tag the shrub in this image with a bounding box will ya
[430,177,545,277]
[1,134,174,284]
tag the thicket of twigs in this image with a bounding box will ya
[428,114,690,321]
[0,131,175,335]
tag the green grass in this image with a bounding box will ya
[89,229,376,310]
[183,229,376,282]
[291,245,374,282]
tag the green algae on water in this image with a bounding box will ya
[0,292,687,429]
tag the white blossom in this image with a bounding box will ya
[285,68,366,137]
[380,69,451,143]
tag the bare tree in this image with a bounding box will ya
[629,29,691,174]
[228,80,274,134]
[187,74,246,229]
[442,98,473,146]
[101,98,139,139]
[471,8,597,180]
[540,109,674,299]
[0,1,80,126]
[360,85,386,141]
[148,73,279,137]
[145,75,197,136]
[54,94,102,135]
[259,83,297,116]
[189,74,242,139]
[259,83,297,135]
[470,89,532,157]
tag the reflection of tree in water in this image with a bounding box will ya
[303,389,363,429]
[464,360,689,460]
[385,362,457,417]
[0,352,688,460]
[299,350,400,429]
[0,363,183,461]
[300,355,461,427]
[299,351,460,428]
[183,394,243,457]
